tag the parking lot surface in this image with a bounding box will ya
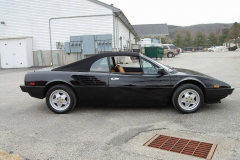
[0,51,240,160]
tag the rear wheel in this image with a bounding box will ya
[46,85,77,114]
[172,84,204,113]
[167,52,174,58]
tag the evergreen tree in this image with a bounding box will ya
[194,32,206,47]
[173,34,183,48]
[228,22,240,45]
[161,37,169,44]
[183,31,192,48]
[208,32,218,46]
[219,28,230,44]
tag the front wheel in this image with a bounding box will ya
[46,85,77,114]
[172,84,204,113]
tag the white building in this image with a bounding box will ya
[0,0,137,68]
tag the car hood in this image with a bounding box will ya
[175,68,210,77]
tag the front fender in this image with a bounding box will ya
[173,77,206,88]
[169,77,207,98]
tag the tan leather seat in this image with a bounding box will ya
[116,64,125,73]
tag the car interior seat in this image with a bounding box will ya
[116,64,125,73]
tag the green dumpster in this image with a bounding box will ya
[144,47,164,59]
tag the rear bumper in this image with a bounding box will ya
[20,85,45,99]
[205,87,234,103]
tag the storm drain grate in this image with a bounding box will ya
[144,134,217,160]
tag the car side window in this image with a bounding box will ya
[141,58,158,74]
[90,57,109,72]
[163,46,168,49]
[169,45,177,49]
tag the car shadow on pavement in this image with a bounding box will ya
[35,100,221,114]
[73,103,177,112]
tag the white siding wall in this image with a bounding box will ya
[114,16,135,50]
[51,16,113,50]
[0,0,113,51]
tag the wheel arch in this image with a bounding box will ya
[170,78,206,102]
[44,80,77,98]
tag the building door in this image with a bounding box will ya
[0,39,27,68]
[0,41,14,68]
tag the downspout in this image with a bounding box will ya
[113,15,116,49]
[49,14,113,65]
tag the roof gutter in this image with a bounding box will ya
[115,11,138,36]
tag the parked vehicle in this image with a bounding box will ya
[131,44,141,53]
[177,47,182,54]
[208,46,225,52]
[20,52,234,114]
[208,46,217,52]
[162,44,179,58]
[185,47,203,52]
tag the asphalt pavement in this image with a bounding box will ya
[0,51,239,160]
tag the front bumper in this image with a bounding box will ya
[20,85,45,99]
[205,87,234,103]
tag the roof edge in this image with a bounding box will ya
[87,0,120,12]
[87,0,137,36]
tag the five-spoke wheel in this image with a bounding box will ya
[172,84,203,113]
[46,85,77,114]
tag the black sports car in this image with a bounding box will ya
[20,52,234,114]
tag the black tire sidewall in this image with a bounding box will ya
[172,84,204,113]
[46,85,77,114]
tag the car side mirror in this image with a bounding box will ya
[158,68,165,75]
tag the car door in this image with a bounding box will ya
[72,57,111,103]
[109,57,171,105]
[163,45,168,55]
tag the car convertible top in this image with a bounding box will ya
[52,52,140,72]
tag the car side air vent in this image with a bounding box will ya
[71,75,106,86]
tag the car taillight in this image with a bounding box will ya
[176,50,178,52]
[29,82,35,86]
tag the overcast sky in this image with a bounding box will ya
[99,0,239,26]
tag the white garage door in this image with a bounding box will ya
[0,38,32,68]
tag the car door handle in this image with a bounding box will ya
[111,78,119,81]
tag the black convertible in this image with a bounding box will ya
[20,52,234,114]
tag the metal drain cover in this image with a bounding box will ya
[144,134,217,160]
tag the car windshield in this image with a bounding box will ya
[140,54,175,72]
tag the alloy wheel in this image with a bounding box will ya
[178,89,200,111]
[49,89,71,111]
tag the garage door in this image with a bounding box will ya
[0,38,32,68]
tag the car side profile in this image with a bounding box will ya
[162,44,179,58]
[20,52,234,114]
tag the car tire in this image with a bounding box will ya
[167,52,174,58]
[172,84,204,113]
[46,85,77,114]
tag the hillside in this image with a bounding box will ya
[168,23,233,40]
